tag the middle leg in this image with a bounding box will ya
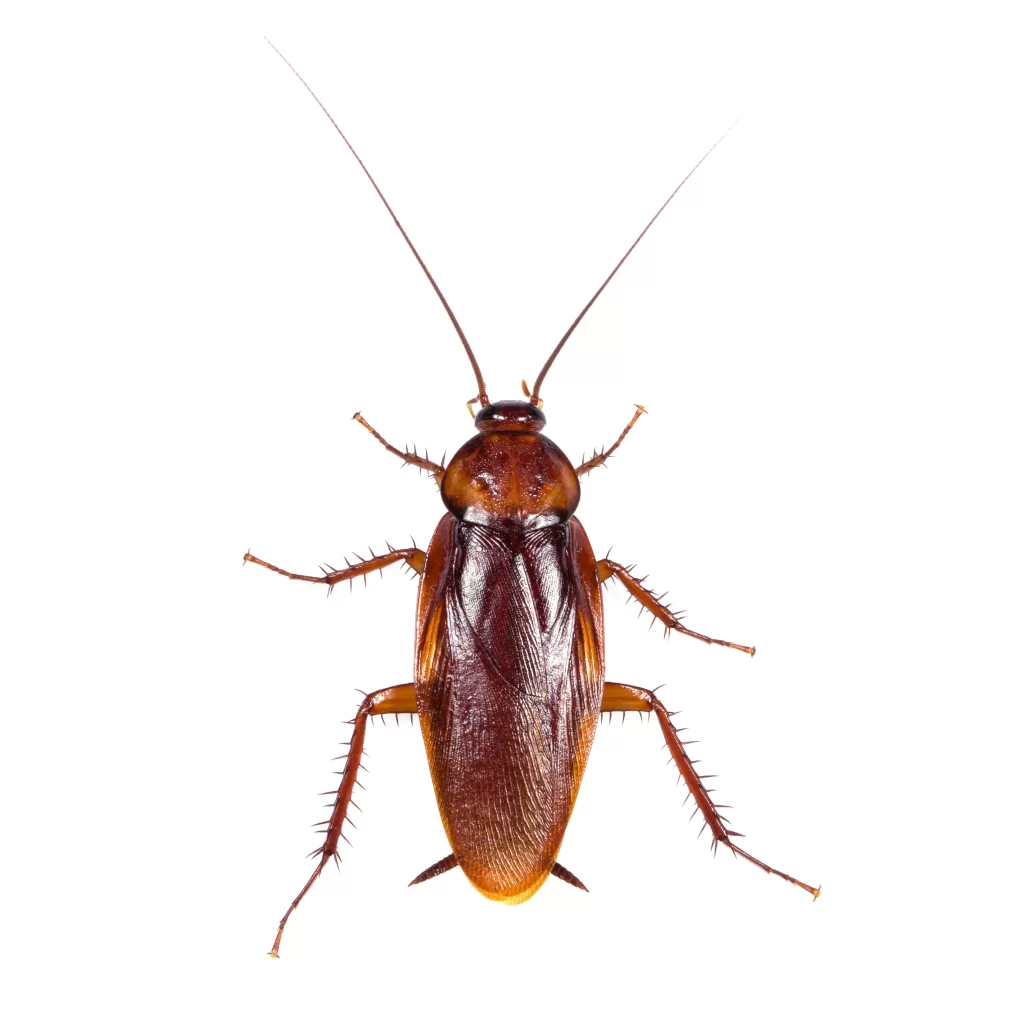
[244,545,425,590]
[599,559,755,656]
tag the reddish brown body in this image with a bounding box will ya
[418,405,602,902]
[246,42,819,957]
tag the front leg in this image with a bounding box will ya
[601,683,819,899]
[576,404,646,476]
[270,683,418,958]
[599,558,755,656]
[353,412,445,482]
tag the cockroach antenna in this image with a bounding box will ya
[529,119,740,405]
[265,38,490,409]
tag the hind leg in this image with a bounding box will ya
[601,682,819,899]
[270,683,417,957]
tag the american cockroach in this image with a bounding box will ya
[247,42,819,957]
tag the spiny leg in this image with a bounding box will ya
[270,683,418,958]
[243,544,425,590]
[576,404,646,476]
[353,412,444,482]
[601,682,819,899]
[599,558,755,656]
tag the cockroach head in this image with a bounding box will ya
[443,400,577,527]
[475,401,547,434]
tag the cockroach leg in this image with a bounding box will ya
[408,853,459,886]
[352,412,445,482]
[598,559,755,656]
[243,546,425,589]
[601,683,819,900]
[575,404,647,476]
[270,683,418,958]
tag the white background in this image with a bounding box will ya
[3,2,1021,1021]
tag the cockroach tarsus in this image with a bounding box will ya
[247,41,820,958]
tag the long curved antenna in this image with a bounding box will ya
[530,120,740,404]
[266,39,489,407]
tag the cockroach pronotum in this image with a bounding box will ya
[246,42,820,957]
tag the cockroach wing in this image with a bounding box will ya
[414,513,604,903]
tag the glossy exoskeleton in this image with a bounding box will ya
[246,42,819,958]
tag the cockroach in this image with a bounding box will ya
[247,42,819,957]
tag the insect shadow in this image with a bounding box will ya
[246,40,819,958]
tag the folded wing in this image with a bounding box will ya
[415,514,604,902]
